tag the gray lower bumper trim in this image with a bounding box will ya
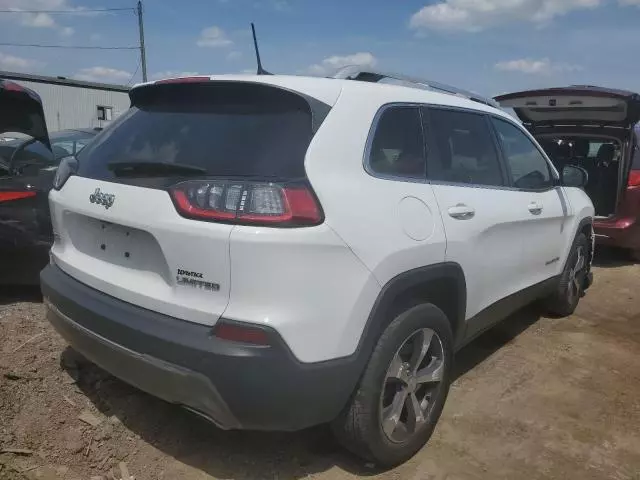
[45,299,240,430]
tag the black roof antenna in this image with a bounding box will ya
[251,23,272,75]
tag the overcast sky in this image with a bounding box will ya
[0,0,639,96]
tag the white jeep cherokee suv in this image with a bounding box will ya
[41,68,595,466]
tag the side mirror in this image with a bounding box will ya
[561,164,588,188]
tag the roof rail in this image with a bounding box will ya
[332,66,499,108]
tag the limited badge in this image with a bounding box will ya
[176,268,220,292]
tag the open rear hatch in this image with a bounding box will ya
[496,86,640,217]
[0,79,50,149]
[49,79,329,326]
[494,86,640,129]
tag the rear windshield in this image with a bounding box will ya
[77,82,315,182]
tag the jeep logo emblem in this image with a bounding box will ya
[89,188,115,209]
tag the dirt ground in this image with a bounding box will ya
[1,250,639,480]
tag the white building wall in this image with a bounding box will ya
[13,80,130,132]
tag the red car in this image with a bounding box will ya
[495,87,640,258]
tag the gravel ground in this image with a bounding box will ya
[1,250,639,480]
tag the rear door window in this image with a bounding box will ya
[424,108,504,187]
[77,82,316,184]
[367,106,426,180]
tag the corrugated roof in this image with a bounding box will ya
[0,70,129,93]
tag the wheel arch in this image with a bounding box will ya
[578,216,593,240]
[569,216,594,269]
[357,263,467,361]
[577,215,593,235]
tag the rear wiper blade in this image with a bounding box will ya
[107,161,207,177]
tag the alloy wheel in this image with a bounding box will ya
[568,246,586,304]
[379,328,445,443]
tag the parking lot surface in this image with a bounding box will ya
[1,251,639,480]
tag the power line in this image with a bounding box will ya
[0,2,148,82]
[0,42,138,50]
[0,8,134,14]
[127,59,142,86]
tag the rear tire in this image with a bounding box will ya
[544,233,589,317]
[331,304,453,467]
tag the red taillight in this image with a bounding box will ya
[213,322,270,345]
[628,170,640,187]
[2,81,24,92]
[0,191,36,202]
[170,180,322,227]
[172,189,236,221]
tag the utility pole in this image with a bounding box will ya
[137,1,148,82]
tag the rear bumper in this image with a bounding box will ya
[594,216,640,250]
[41,264,361,431]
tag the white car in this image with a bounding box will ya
[41,68,594,466]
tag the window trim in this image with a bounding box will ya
[421,104,510,190]
[362,101,563,192]
[489,115,559,193]
[363,102,429,184]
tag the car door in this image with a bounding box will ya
[0,79,53,283]
[490,116,570,286]
[0,157,55,283]
[422,106,540,335]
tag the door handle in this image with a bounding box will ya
[448,204,475,220]
[528,201,543,215]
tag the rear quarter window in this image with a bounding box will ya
[367,106,426,180]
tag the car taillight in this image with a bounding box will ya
[0,191,36,202]
[2,81,24,92]
[170,180,323,227]
[628,170,640,187]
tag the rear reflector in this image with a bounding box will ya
[0,191,36,202]
[629,170,640,187]
[213,322,270,345]
[170,180,322,227]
